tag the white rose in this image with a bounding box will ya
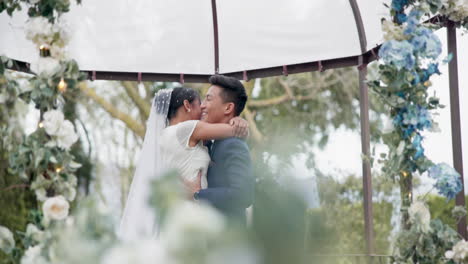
[31,57,60,78]
[100,240,169,264]
[42,195,70,221]
[43,110,64,136]
[408,201,431,233]
[0,226,15,254]
[445,250,455,259]
[56,120,78,150]
[21,246,48,264]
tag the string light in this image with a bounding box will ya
[57,78,67,93]
[55,167,63,173]
[401,170,409,178]
[38,122,44,128]
[39,44,50,57]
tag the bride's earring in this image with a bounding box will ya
[188,109,191,113]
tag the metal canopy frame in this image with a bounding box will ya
[3,0,466,257]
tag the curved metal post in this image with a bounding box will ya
[447,20,466,239]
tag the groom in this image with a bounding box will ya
[187,75,254,224]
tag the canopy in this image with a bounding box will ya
[0,0,388,81]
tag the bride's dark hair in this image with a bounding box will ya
[167,87,200,120]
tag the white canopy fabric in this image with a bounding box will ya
[0,0,388,78]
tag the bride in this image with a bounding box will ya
[118,87,248,240]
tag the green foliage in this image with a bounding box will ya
[0,0,82,22]
[19,60,87,113]
[392,219,459,263]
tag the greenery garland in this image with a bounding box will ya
[0,1,85,263]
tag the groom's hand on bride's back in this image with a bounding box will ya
[229,117,249,139]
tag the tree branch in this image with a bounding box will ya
[121,81,151,120]
[242,107,263,143]
[78,82,145,139]
[277,77,294,99]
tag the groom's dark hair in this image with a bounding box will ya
[209,75,248,116]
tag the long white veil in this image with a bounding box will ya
[118,88,173,241]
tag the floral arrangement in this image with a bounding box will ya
[370,0,464,221]
[0,1,85,263]
[371,0,468,262]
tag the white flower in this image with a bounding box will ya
[448,240,468,262]
[382,20,407,41]
[35,188,48,201]
[21,246,48,264]
[0,226,15,254]
[55,120,79,150]
[161,201,225,252]
[25,224,45,243]
[43,110,64,136]
[31,57,61,77]
[25,17,53,41]
[28,0,40,4]
[408,201,431,233]
[446,250,455,259]
[42,111,79,150]
[42,195,70,221]
[100,240,169,264]
[382,118,394,134]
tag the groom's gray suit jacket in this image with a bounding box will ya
[197,137,254,223]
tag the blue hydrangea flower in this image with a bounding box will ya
[411,28,442,59]
[396,13,407,24]
[379,40,415,70]
[412,133,424,159]
[428,163,462,200]
[401,105,432,129]
[404,10,422,35]
[392,0,409,12]
[421,63,440,82]
[393,105,432,138]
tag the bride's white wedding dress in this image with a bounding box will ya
[119,89,210,241]
[160,120,210,189]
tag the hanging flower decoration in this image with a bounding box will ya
[370,0,462,196]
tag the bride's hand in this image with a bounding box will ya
[229,117,249,138]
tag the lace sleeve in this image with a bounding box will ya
[176,120,199,147]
